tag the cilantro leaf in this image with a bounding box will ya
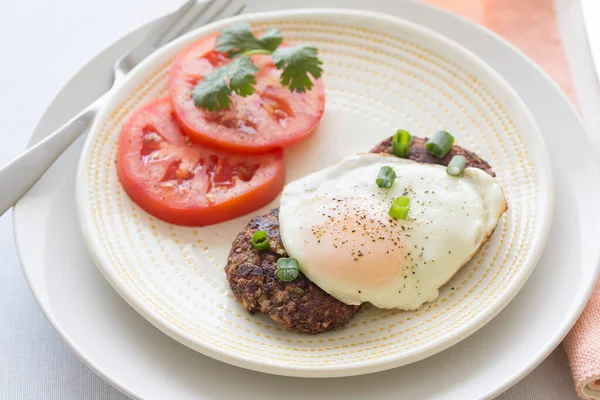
[272,44,323,93]
[216,23,282,57]
[192,56,258,111]
[228,56,258,96]
[192,66,232,111]
[258,28,284,52]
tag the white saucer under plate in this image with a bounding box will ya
[14,0,600,398]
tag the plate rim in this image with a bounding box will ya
[74,8,554,378]
[12,1,598,398]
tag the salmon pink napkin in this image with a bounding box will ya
[424,0,599,398]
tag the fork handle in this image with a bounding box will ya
[0,100,102,216]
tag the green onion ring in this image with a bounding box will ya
[389,196,411,220]
[251,230,270,251]
[391,129,412,158]
[276,257,300,282]
[376,166,397,188]
[446,155,467,177]
[425,130,454,158]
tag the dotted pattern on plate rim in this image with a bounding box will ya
[82,20,541,368]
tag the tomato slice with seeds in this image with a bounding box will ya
[168,34,325,154]
[116,98,285,226]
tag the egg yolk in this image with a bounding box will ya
[302,197,407,289]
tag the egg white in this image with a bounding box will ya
[278,153,507,310]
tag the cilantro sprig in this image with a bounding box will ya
[192,23,323,111]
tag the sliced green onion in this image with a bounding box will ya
[376,166,397,188]
[276,257,300,282]
[251,230,270,251]
[389,196,411,220]
[391,129,412,158]
[425,130,455,158]
[446,155,467,177]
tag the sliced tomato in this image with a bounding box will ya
[168,34,325,154]
[116,98,285,226]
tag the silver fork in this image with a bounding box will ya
[0,0,246,216]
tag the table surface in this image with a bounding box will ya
[1,0,598,399]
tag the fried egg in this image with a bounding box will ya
[278,153,507,310]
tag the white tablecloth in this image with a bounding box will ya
[0,0,596,398]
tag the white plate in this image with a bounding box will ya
[74,8,553,377]
[13,0,600,398]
